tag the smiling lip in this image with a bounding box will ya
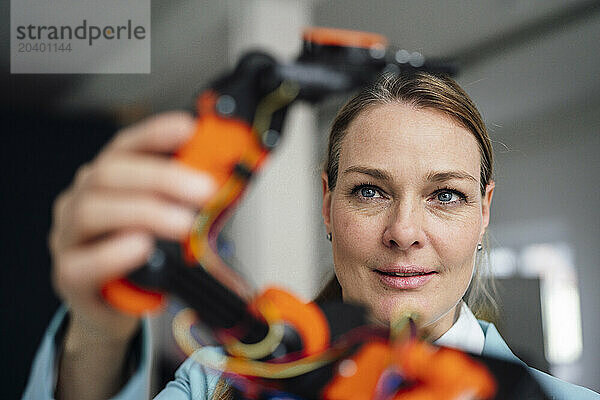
[374,266,437,289]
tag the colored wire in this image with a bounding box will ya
[172,307,203,356]
[184,80,300,303]
[223,300,285,360]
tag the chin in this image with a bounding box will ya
[369,295,434,327]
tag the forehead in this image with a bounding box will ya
[339,103,481,179]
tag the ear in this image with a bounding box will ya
[321,171,332,233]
[480,180,495,238]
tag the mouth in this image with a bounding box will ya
[373,266,437,289]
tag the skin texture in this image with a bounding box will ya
[322,102,494,341]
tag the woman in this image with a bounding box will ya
[23,72,599,399]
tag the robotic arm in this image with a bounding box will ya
[101,27,546,400]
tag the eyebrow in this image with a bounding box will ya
[426,171,478,184]
[342,166,393,181]
[342,166,478,184]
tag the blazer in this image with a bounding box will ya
[22,307,600,399]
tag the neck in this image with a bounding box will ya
[419,301,463,342]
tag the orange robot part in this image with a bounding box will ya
[103,91,265,315]
[252,287,330,356]
[322,339,496,400]
[303,27,388,49]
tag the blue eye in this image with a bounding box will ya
[360,187,377,198]
[351,184,383,200]
[437,191,455,202]
[434,189,466,204]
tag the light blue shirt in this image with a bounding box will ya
[22,306,599,399]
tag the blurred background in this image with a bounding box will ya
[2,0,599,398]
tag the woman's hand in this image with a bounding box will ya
[50,112,215,400]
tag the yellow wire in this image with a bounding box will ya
[224,300,286,359]
[389,311,420,342]
[225,322,286,360]
[171,303,344,380]
[252,80,300,140]
[188,174,244,263]
[174,80,307,374]
[172,308,202,356]
[189,345,346,379]
[188,80,299,269]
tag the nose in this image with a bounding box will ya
[382,199,426,251]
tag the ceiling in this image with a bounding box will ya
[3,0,600,128]
[314,0,600,126]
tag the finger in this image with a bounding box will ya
[73,162,93,187]
[64,192,197,246]
[53,231,154,298]
[50,191,70,251]
[107,111,196,154]
[83,155,216,207]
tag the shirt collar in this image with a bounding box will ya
[434,302,485,355]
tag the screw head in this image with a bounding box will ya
[147,248,166,270]
[409,52,425,67]
[395,49,410,64]
[216,95,236,116]
[262,129,280,149]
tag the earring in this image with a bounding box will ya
[327,232,332,242]
[477,243,483,252]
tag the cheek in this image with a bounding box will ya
[330,201,381,254]
[428,214,481,272]
[329,201,382,298]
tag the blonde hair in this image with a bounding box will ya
[320,71,498,321]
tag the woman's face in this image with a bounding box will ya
[322,102,494,340]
